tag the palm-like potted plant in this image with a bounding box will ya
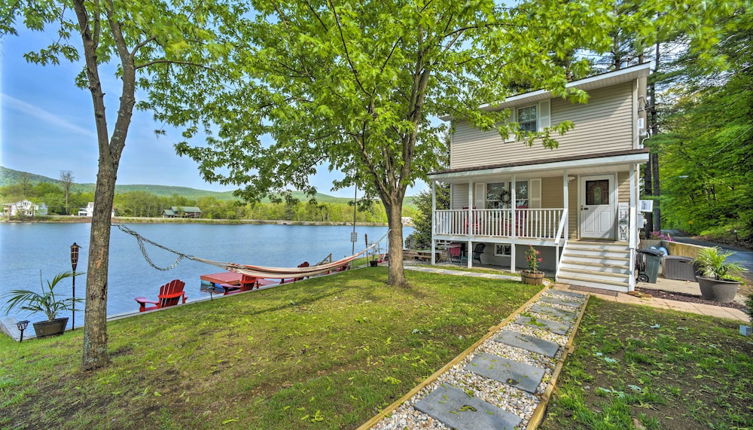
[522,246,544,285]
[694,247,747,303]
[5,271,82,338]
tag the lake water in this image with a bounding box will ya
[0,223,407,323]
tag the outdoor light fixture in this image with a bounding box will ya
[16,320,29,342]
[70,242,81,331]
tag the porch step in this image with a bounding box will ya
[562,254,629,266]
[557,268,629,284]
[567,242,629,253]
[557,275,629,290]
[562,249,629,258]
[559,261,629,274]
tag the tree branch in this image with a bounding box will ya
[327,0,370,96]
[134,58,213,70]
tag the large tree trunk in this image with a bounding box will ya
[82,163,116,370]
[385,201,406,287]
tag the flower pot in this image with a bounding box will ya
[697,277,740,303]
[369,260,379,267]
[33,317,68,338]
[521,271,544,286]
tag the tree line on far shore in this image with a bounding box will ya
[0,182,415,223]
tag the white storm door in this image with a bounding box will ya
[580,175,615,239]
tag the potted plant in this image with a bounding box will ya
[522,246,544,285]
[5,271,81,338]
[694,247,747,303]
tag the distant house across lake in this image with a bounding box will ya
[163,206,202,218]
[77,202,116,217]
[2,199,47,217]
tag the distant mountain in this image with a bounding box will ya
[0,166,416,205]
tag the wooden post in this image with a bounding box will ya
[431,181,436,265]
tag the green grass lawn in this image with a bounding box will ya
[0,267,539,429]
[540,298,753,430]
[415,263,519,277]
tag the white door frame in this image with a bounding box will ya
[578,174,616,239]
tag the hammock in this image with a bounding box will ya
[116,224,387,279]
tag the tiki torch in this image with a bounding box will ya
[70,242,80,331]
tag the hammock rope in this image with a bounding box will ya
[116,224,388,279]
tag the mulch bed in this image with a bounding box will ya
[636,287,746,311]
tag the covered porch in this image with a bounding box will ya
[427,150,648,290]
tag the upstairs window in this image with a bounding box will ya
[517,105,537,132]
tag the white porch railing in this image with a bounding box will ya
[434,208,565,240]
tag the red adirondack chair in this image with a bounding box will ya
[281,261,311,284]
[134,279,187,312]
[220,274,259,295]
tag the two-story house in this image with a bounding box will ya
[428,63,651,292]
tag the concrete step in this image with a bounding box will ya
[558,268,629,284]
[557,275,629,290]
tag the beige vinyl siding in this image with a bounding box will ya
[450,83,634,169]
[568,176,578,238]
[617,171,629,203]
[451,183,469,209]
[541,176,564,208]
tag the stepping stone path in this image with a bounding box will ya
[370,289,588,430]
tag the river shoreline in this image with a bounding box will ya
[1,215,389,227]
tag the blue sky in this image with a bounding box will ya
[1,27,426,198]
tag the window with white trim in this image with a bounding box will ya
[485,181,529,209]
[494,244,512,256]
[517,105,537,132]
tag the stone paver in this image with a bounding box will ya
[540,295,580,308]
[549,289,586,299]
[515,315,570,335]
[414,384,522,430]
[529,303,576,322]
[465,352,545,393]
[494,330,560,358]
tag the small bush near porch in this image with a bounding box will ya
[540,298,753,430]
[0,267,538,429]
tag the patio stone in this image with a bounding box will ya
[549,289,586,299]
[465,352,545,393]
[494,330,560,357]
[530,304,576,322]
[414,384,522,430]
[540,295,581,308]
[515,315,570,335]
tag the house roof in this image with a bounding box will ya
[439,62,651,121]
[172,206,201,213]
[428,148,649,181]
[163,209,176,216]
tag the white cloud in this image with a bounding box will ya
[1,93,96,138]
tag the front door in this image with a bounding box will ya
[580,175,615,239]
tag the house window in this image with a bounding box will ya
[517,105,537,132]
[485,181,529,209]
[495,244,512,256]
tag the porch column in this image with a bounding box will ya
[431,181,436,265]
[468,181,473,268]
[563,170,569,240]
[510,175,516,273]
[629,164,638,291]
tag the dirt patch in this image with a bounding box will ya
[636,287,746,310]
